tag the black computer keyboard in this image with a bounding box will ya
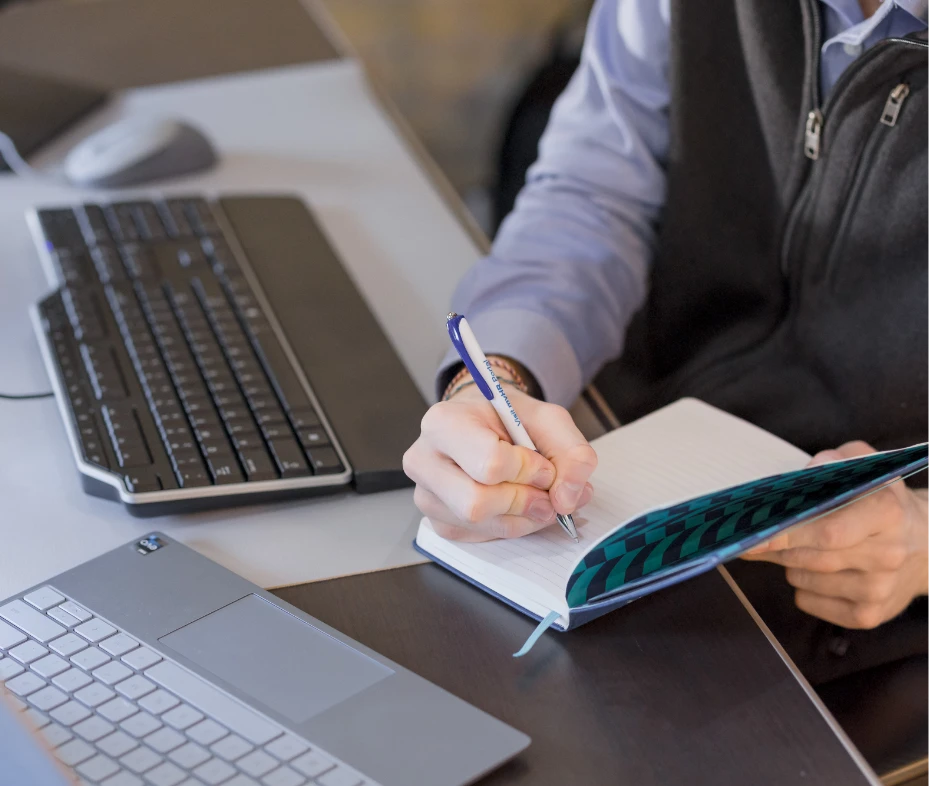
[29,195,426,515]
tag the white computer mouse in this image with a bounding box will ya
[63,117,218,188]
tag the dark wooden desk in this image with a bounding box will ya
[276,564,872,786]
[0,0,878,783]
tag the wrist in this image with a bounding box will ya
[441,356,536,402]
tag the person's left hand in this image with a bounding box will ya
[741,441,928,629]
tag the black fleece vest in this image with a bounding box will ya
[595,0,928,455]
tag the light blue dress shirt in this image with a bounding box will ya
[443,0,927,407]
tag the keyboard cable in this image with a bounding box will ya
[0,130,62,180]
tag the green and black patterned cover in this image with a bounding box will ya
[566,445,928,609]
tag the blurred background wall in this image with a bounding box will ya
[321,0,588,232]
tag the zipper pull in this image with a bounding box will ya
[804,109,823,160]
[880,82,910,127]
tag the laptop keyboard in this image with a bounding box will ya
[0,586,375,786]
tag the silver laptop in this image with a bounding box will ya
[0,534,529,786]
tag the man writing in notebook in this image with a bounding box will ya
[403,0,927,683]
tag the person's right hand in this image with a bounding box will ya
[403,381,597,542]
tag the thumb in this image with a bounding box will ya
[522,399,598,514]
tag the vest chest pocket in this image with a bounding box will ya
[819,80,918,292]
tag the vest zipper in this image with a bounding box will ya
[804,109,824,160]
[780,33,928,275]
[820,80,912,279]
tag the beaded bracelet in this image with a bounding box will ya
[442,356,529,402]
[443,376,522,402]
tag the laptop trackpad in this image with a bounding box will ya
[160,594,393,724]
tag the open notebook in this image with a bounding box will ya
[414,399,928,639]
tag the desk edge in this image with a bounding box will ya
[718,565,882,786]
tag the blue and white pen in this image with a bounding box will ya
[446,312,579,542]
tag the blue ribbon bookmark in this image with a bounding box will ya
[513,610,561,657]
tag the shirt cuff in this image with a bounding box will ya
[435,308,583,407]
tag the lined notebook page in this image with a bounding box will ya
[416,399,811,616]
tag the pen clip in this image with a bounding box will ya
[446,313,494,400]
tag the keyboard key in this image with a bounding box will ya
[186,718,229,747]
[10,640,48,664]
[263,734,308,763]
[74,682,116,708]
[120,711,162,738]
[71,647,110,671]
[78,753,120,782]
[237,448,277,482]
[75,618,117,643]
[120,745,163,774]
[267,439,310,478]
[161,704,203,730]
[40,722,73,748]
[226,776,262,786]
[287,409,320,429]
[97,730,139,758]
[100,633,139,658]
[6,671,46,696]
[206,455,244,484]
[93,661,133,685]
[0,657,24,681]
[0,600,66,642]
[238,750,278,777]
[297,427,330,449]
[0,619,27,650]
[47,607,81,628]
[145,761,187,786]
[28,685,68,711]
[138,688,180,715]
[32,653,70,678]
[101,771,144,786]
[121,647,161,671]
[290,750,335,779]
[176,468,212,488]
[168,741,211,768]
[193,757,236,785]
[146,726,186,753]
[305,447,344,475]
[317,767,363,786]
[261,766,305,786]
[98,696,139,723]
[51,632,88,657]
[210,734,253,761]
[24,586,65,610]
[73,715,115,742]
[146,661,280,745]
[55,737,96,766]
[52,668,93,693]
[50,700,92,726]
[123,468,161,494]
[29,685,68,712]
[59,601,92,623]
[116,674,157,700]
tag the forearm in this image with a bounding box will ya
[437,0,671,406]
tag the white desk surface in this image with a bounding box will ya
[0,60,468,598]
[0,60,600,599]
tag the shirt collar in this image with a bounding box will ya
[821,0,928,29]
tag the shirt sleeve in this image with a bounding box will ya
[438,0,671,406]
